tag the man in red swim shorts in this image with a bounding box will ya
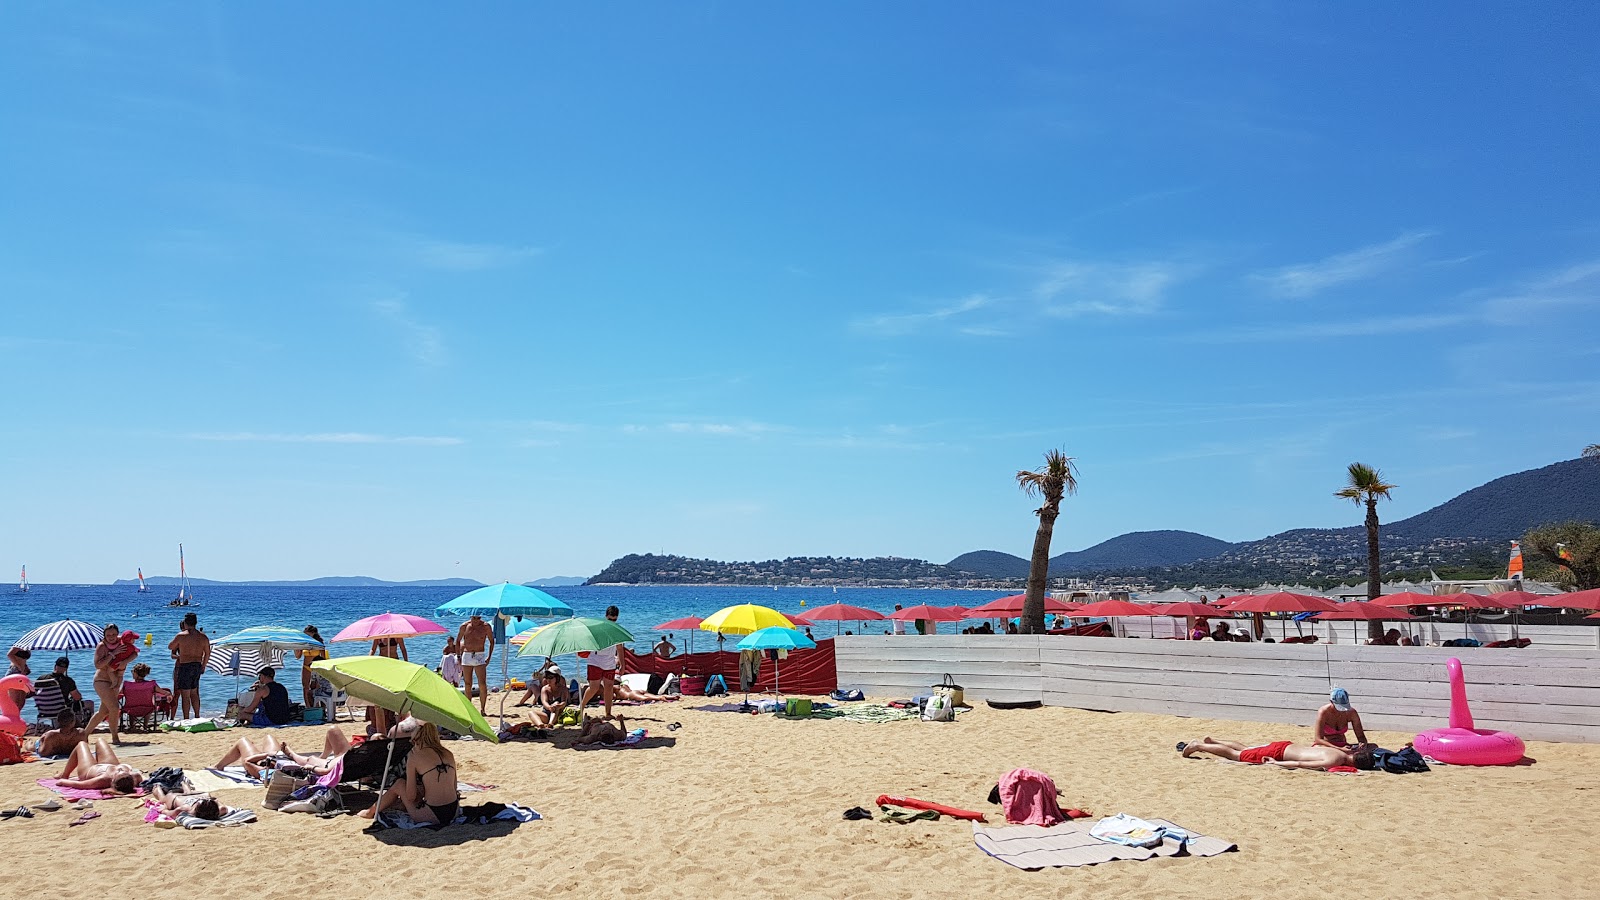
[1179,737,1366,770]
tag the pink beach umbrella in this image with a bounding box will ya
[1150,601,1225,639]
[888,604,968,628]
[332,612,448,643]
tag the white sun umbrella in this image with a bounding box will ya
[13,620,102,654]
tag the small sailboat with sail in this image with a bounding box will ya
[169,544,195,607]
[17,566,27,594]
[137,568,149,593]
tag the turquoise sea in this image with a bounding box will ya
[2,584,1012,714]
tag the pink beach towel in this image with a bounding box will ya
[37,778,146,800]
[998,768,1065,827]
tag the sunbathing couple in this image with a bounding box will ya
[214,721,460,826]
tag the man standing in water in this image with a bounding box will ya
[168,613,210,719]
[457,614,494,715]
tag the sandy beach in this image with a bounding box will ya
[3,697,1597,900]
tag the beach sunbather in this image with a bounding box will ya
[527,666,570,727]
[574,714,628,748]
[357,721,457,824]
[1180,736,1370,770]
[213,727,351,777]
[150,784,231,821]
[35,710,87,757]
[1313,688,1370,750]
[57,736,144,793]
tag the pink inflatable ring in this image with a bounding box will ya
[1413,658,1525,766]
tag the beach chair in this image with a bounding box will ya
[309,674,348,721]
[28,678,92,734]
[120,680,161,732]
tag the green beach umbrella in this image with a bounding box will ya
[514,617,635,659]
[310,656,499,743]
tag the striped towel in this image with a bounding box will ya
[176,808,257,829]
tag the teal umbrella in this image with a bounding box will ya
[734,627,815,699]
[437,583,575,719]
[514,617,635,658]
[214,625,324,654]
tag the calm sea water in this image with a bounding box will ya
[2,584,1011,714]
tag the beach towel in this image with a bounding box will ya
[1089,813,1167,848]
[159,718,229,733]
[576,728,648,750]
[974,818,1236,869]
[998,768,1065,827]
[376,802,540,830]
[809,705,919,724]
[37,778,146,800]
[143,799,257,829]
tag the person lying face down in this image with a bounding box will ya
[1179,736,1373,771]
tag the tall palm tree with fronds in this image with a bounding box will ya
[1336,462,1396,638]
[1017,450,1079,634]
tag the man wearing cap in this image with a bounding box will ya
[1313,687,1369,750]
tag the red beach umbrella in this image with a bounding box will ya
[967,594,1082,617]
[791,602,887,635]
[1372,591,1446,609]
[1071,599,1159,618]
[654,616,704,631]
[1314,601,1418,644]
[1483,590,1547,609]
[887,604,968,623]
[1223,592,1340,614]
[1554,588,1600,611]
[1150,602,1223,618]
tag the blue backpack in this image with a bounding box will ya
[705,674,728,696]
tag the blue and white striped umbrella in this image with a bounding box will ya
[13,619,102,652]
[206,645,285,677]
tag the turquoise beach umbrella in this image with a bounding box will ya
[435,582,573,618]
[734,627,815,698]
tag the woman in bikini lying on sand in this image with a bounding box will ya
[213,727,354,778]
[1179,737,1372,770]
[57,737,144,794]
[149,784,232,821]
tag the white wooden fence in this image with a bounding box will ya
[1110,617,1600,648]
[834,634,1600,743]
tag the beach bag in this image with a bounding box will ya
[705,674,728,697]
[0,733,22,766]
[785,698,812,717]
[660,673,680,696]
[933,674,964,708]
[830,689,864,702]
[679,675,706,696]
[264,768,315,810]
[921,692,954,722]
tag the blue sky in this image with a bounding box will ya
[3,4,1597,583]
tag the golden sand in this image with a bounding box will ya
[3,700,1596,900]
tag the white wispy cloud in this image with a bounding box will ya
[1184,313,1473,344]
[622,422,784,438]
[191,432,463,446]
[372,297,445,366]
[1255,231,1434,298]
[407,238,544,271]
[1478,260,1600,324]
[851,294,995,337]
[1034,260,1183,317]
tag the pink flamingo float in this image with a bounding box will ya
[0,674,34,737]
[1413,658,1525,766]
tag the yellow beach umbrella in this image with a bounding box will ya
[698,604,794,636]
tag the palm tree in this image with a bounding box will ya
[1016,450,1079,634]
[1335,462,1396,639]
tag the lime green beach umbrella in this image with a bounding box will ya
[515,617,635,659]
[311,656,499,743]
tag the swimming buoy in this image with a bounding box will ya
[1413,658,1526,766]
[509,680,527,690]
[0,675,33,737]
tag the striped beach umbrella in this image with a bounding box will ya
[13,619,102,652]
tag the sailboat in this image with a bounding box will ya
[137,568,149,593]
[170,544,195,607]
[17,566,27,594]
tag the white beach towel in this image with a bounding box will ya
[974,818,1236,870]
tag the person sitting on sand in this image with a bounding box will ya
[35,710,87,757]
[1211,621,1236,642]
[214,727,352,778]
[57,736,144,793]
[1313,687,1370,750]
[236,667,293,726]
[526,666,571,727]
[574,714,629,748]
[150,783,232,821]
[1179,736,1371,770]
[357,721,457,824]
[515,657,557,707]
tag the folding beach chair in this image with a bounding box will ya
[120,681,162,732]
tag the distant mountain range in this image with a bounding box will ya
[113,576,486,588]
[587,456,1600,586]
